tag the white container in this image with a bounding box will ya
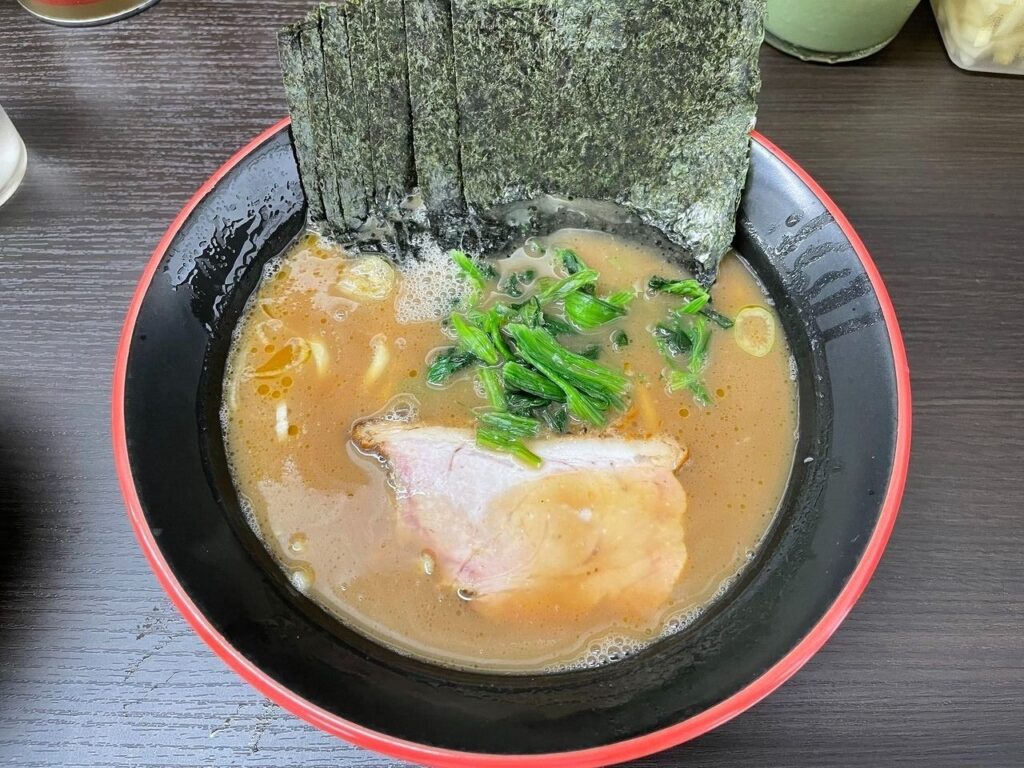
[932,0,1024,74]
[0,105,28,208]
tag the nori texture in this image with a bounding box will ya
[321,3,372,230]
[345,0,381,221]
[366,0,415,210]
[277,0,764,271]
[404,0,465,216]
[451,0,764,267]
[277,22,325,225]
[300,14,345,230]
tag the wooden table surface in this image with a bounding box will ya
[1,3,1022,766]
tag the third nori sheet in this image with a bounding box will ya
[451,0,764,266]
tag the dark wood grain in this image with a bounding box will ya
[0,3,1021,766]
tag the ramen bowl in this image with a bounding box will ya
[113,119,910,767]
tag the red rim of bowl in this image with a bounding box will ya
[112,118,912,768]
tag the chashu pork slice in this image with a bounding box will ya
[353,421,688,622]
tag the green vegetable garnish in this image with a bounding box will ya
[506,392,549,416]
[688,316,710,371]
[505,323,629,408]
[514,297,541,327]
[606,290,635,308]
[477,366,506,409]
[475,426,542,467]
[449,313,499,365]
[667,370,712,405]
[500,269,536,297]
[678,294,710,314]
[451,250,488,294]
[564,291,628,329]
[535,268,599,304]
[481,307,513,359]
[540,403,570,433]
[611,329,630,349]
[653,313,712,406]
[540,314,577,336]
[426,346,476,386]
[652,322,693,357]
[648,275,707,298]
[503,361,565,401]
[579,344,601,360]
[700,306,734,329]
[555,247,586,276]
[477,410,541,438]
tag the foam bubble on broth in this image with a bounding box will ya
[394,234,470,324]
[546,634,647,672]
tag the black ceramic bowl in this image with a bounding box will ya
[113,119,910,767]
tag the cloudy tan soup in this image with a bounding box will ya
[223,229,797,672]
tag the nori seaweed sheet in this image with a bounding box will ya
[345,0,382,218]
[300,17,345,230]
[321,4,372,230]
[367,0,415,209]
[277,0,764,270]
[404,0,465,216]
[277,23,325,225]
[451,0,763,266]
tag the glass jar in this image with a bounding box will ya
[765,0,921,63]
[932,0,1024,74]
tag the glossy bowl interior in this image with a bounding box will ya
[113,120,910,767]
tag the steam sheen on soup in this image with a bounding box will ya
[222,230,797,672]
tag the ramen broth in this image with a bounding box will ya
[222,230,797,672]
